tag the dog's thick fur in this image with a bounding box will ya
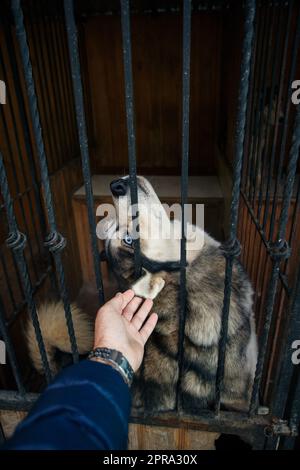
[26,302,94,374]
[134,247,257,412]
[27,176,257,413]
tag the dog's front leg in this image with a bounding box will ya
[132,270,165,300]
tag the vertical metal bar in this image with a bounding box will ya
[4,13,46,242]
[250,5,281,209]
[11,0,79,364]
[0,154,52,382]
[63,0,104,305]
[38,0,66,170]
[244,3,271,273]
[28,1,60,173]
[272,247,300,421]
[257,1,293,222]
[0,9,46,257]
[249,5,288,331]
[268,1,300,241]
[241,1,261,194]
[120,0,142,279]
[52,0,75,155]
[176,0,191,411]
[215,0,256,415]
[284,178,300,277]
[284,372,300,449]
[0,249,19,312]
[0,53,40,281]
[262,0,298,233]
[0,7,57,293]
[58,1,79,155]
[249,96,300,415]
[241,4,260,274]
[247,5,271,203]
[0,421,5,444]
[0,295,25,394]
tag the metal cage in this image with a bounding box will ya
[0,0,299,450]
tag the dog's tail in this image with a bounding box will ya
[26,301,94,374]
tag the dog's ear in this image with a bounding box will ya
[132,270,165,300]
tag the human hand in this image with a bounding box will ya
[93,290,158,372]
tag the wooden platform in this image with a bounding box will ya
[74,175,223,201]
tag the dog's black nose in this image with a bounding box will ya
[110,178,127,197]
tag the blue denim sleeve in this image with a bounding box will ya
[2,360,131,450]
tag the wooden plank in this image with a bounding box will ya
[74,175,223,200]
[82,12,221,175]
[128,423,218,450]
[0,410,27,439]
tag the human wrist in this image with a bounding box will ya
[93,337,137,372]
[88,347,134,387]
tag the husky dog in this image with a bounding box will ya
[27,176,257,413]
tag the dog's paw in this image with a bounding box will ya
[149,276,165,299]
[132,271,165,300]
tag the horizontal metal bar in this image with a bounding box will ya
[0,391,39,411]
[0,390,277,437]
[0,389,294,445]
[131,408,277,438]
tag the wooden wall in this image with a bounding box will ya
[82,11,222,175]
[238,195,300,407]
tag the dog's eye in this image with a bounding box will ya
[123,234,133,247]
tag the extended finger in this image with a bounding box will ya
[107,289,134,313]
[120,289,135,309]
[122,296,143,321]
[131,298,153,331]
[139,313,158,345]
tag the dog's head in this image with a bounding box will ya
[100,175,206,288]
